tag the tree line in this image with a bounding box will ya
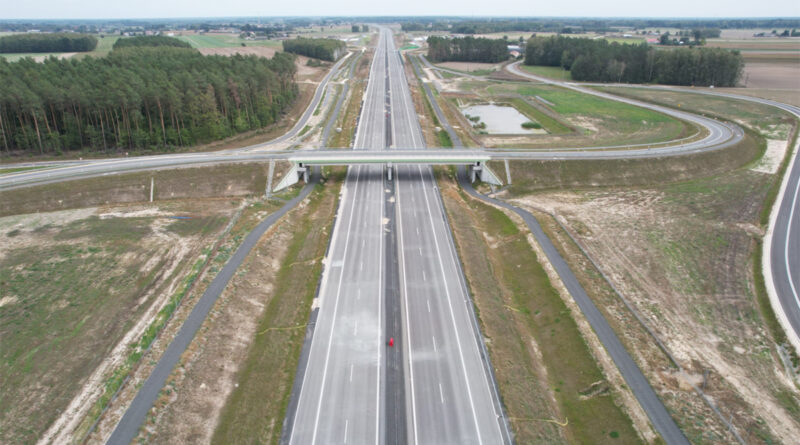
[426,36,508,63]
[525,35,743,87]
[113,35,192,49]
[400,18,800,34]
[0,33,97,53]
[0,46,298,155]
[282,38,346,62]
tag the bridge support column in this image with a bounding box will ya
[386,162,393,181]
[468,161,503,186]
[266,160,275,199]
[504,159,512,185]
[273,162,309,192]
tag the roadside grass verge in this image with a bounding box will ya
[211,172,342,444]
[438,172,640,444]
[0,165,51,175]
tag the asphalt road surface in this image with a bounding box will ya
[286,29,389,445]
[387,34,511,444]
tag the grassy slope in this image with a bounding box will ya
[210,175,340,444]
[439,173,641,444]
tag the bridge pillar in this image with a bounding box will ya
[387,162,393,181]
[273,162,309,192]
[468,161,503,186]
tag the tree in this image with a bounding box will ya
[0,47,299,155]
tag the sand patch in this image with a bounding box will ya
[751,139,790,174]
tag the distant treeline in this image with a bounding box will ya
[427,36,508,63]
[113,35,192,49]
[400,18,800,34]
[282,38,345,61]
[0,47,298,155]
[525,36,743,87]
[0,33,97,53]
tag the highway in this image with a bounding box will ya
[4,28,798,445]
[286,28,388,445]
[387,32,511,443]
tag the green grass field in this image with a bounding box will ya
[484,83,687,145]
[177,34,241,48]
[519,64,573,81]
[598,86,794,139]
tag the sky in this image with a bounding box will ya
[2,0,799,20]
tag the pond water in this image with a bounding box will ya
[461,104,546,134]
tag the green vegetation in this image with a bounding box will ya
[0,165,48,175]
[0,47,297,155]
[282,37,345,61]
[507,97,571,134]
[437,129,453,147]
[440,179,640,444]
[598,87,794,140]
[427,35,509,63]
[0,33,97,53]
[525,35,743,86]
[519,64,573,80]
[521,121,542,129]
[211,175,340,444]
[492,84,685,142]
[112,35,191,49]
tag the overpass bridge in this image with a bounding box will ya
[0,122,743,192]
[273,149,503,191]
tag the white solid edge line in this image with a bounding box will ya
[763,110,800,354]
[309,165,363,445]
[287,165,351,445]
[417,165,484,445]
